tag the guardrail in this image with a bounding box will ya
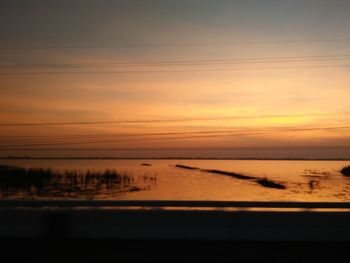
[0,200,350,209]
[1,200,350,242]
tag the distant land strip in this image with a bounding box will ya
[0,146,350,151]
[1,157,350,161]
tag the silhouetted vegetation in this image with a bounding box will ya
[302,169,331,178]
[204,169,257,180]
[0,165,153,199]
[0,165,53,189]
[340,166,350,176]
[308,180,320,191]
[256,178,286,189]
[175,164,286,190]
[175,164,199,170]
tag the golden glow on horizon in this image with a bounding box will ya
[1,1,350,158]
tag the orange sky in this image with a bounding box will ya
[0,0,349,158]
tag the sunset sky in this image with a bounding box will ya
[0,0,349,158]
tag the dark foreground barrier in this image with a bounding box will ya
[0,200,350,262]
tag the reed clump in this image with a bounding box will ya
[340,166,350,176]
[0,165,53,189]
[0,165,140,198]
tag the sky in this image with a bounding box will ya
[0,0,349,158]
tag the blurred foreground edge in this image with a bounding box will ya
[0,200,349,262]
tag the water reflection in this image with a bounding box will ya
[0,160,349,201]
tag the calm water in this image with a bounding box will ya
[0,159,349,201]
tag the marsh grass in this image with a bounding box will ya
[0,165,150,199]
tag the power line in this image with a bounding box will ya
[1,38,350,50]
[0,130,240,140]
[0,125,349,142]
[1,64,348,75]
[1,125,349,140]
[1,125,349,148]
[1,54,350,69]
[0,133,252,147]
[0,113,348,127]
